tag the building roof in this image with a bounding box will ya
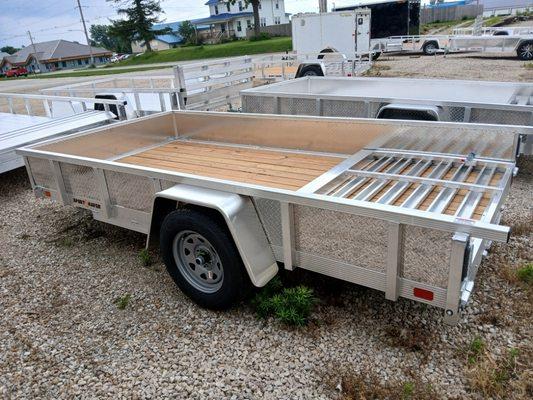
[1,40,110,66]
[193,12,254,25]
[334,0,417,9]
[0,52,11,59]
[204,0,220,5]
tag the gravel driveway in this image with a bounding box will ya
[1,51,532,399]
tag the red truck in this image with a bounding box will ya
[5,67,28,77]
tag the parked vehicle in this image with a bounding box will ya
[5,67,28,77]
[18,110,519,325]
[241,76,533,155]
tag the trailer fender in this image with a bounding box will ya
[149,184,278,287]
[377,103,440,121]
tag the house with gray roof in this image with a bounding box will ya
[0,40,112,73]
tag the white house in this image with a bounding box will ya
[196,0,290,39]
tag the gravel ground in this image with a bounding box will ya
[1,48,532,398]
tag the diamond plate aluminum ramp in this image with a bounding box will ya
[16,111,518,324]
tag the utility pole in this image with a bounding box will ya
[76,0,95,67]
[27,31,39,72]
[319,0,328,13]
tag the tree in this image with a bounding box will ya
[178,21,196,45]
[107,0,170,52]
[1,46,19,55]
[227,0,261,37]
[89,24,131,53]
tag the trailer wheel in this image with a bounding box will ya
[160,209,250,310]
[298,65,324,77]
[371,51,381,61]
[517,41,533,61]
[422,41,439,55]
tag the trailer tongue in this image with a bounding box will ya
[17,111,517,324]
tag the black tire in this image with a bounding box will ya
[297,65,324,78]
[517,41,533,61]
[371,51,381,61]
[422,41,439,55]
[493,30,509,36]
[160,209,250,310]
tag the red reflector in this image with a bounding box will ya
[413,287,434,301]
[44,190,51,197]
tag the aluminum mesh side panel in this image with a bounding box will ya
[470,108,531,126]
[279,98,316,116]
[105,171,154,212]
[401,226,452,288]
[27,157,56,190]
[253,198,282,247]
[60,163,99,200]
[321,100,366,118]
[447,106,466,122]
[293,205,387,272]
[242,95,276,114]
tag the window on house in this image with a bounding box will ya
[221,23,226,32]
[62,61,67,68]
[236,20,242,32]
[260,17,266,27]
[214,5,218,14]
[275,0,279,9]
[258,2,261,10]
[77,59,82,66]
[246,19,252,29]
[226,2,230,12]
[238,1,243,11]
[274,16,281,25]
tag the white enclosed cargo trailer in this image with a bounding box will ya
[292,10,372,58]
[18,111,520,324]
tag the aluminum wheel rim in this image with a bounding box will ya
[426,43,437,53]
[304,70,318,76]
[173,230,224,293]
[521,44,533,59]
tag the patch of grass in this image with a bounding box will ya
[362,63,392,77]
[139,249,153,267]
[483,16,504,27]
[113,37,292,66]
[420,17,475,34]
[467,347,525,398]
[384,325,430,352]
[516,263,533,285]
[0,66,167,81]
[57,237,74,247]
[252,276,317,326]
[525,63,533,69]
[468,337,486,364]
[114,293,131,310]
[330,369,438,400]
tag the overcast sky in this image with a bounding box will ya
[0,0,421,48]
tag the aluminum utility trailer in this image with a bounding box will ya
[18,111,519,324]
[241,76,533,154]
[373,32,533,60]
[0,93,126,174]
[42,56,254,112]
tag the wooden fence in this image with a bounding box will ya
[246,23,291,38]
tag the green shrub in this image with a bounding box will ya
[249,32,272,41]
[139,249,153,267]
[252,276,316,326]
[468,337,486,364]
[115,293,131,310]
[516,263,533,285]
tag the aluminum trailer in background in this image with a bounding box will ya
[18,111,520,324]
[241,76,533,154]
[42,56,254,112]
[0,93,126,174]
[373,32,533,60]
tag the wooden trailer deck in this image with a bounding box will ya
[118,139,506,222]
[118,140,344,190]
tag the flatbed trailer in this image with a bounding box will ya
[18,111,519,324]
[372,32,533,59]
[241,76,533,154]
[0,93,126,174]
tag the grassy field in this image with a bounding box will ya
[116,37,293,66]
[0,66,168,81]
